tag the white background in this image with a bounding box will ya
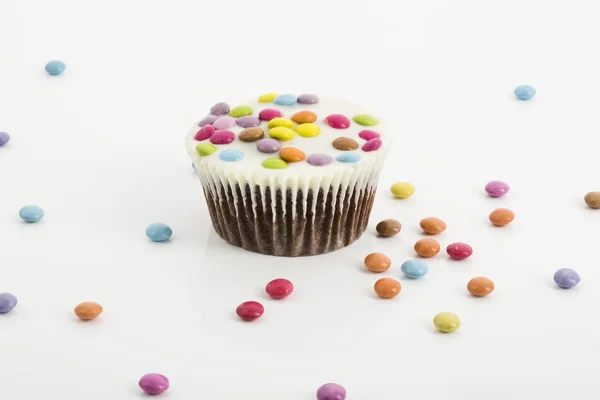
[1,0,600,399]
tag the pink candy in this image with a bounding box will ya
[259,108,283,121]
[325,114,351,129]
[359,130,381,141]
[213,116,236,130]
[210,130,235,145]
[362,138,382,152]
[194,125,215,141]
[446,242,473,260]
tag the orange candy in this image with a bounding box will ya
[467,277,495,297]
[291,110,317,124]
[279,147,306,162]
[74,301,103,320]
[489,208,515,226]
[420,217,446,235]
[364,252,391,272]
[414,238,440,257]
[374,278,402,299]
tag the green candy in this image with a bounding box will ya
[262,158,288,170]
[196,143,217,156]
[353,114,379,126]
[229,105,253,118]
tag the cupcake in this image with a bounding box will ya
[186,93,389,256]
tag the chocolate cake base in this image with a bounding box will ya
[203,184,377,257]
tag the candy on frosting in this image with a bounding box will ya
[210,102,230,115]
[324,114,351,129]
[268,118,294,129]
[297,94,319,104]
[269,127,295,141]
[336,152,361,163]
[210,129,235,145]
[258,108,283,121]
[236,116,260,128]
[362,138,382,152]
[256,138,282,153]
[258,93,278,102]
[229,105,253,118]
[239,127,264,142]
[194,125,215,141]
[262,158,288,169]
[332,137,359,151]
[213,116,236,130]
[291,110,317,124]
[219,149,244,162]
[294,123,321,138]
[198,115,219,127]
[353,114,379,126]
[358,130,380,141]
[196,143,217,156]
[273,94,297,106]
[307,153,332,166]
[279,147,306,162]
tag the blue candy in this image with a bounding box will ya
[19,205,44,223]
[401,259,429,279]
[146,223,172,242]
[45,60,66,76]
[514,85,536,100]
[0,293,18,313]
[336,152,361,163]
[273,94,297,106]
[219,149,244,162]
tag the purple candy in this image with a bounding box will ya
[210,129,235,145]
[256,138,282,153]
[139,373,170,395]
[0,293,17,313]
[362,138,382,152]
[210,102,230,115]
[213,116,236,130]
[317,383,346,400]
[485,181,510,198]
[307,153,332,166]
[236,116,260,128]
[358,129,380,141]
[554,268,581,289]
[0,132,10,146]
[297,93,319,104]
[198,115,219,127]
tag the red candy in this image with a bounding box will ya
[324,114,351,129]
[194,125,215,141]
[259,108,283,121]
[359,129,381,141]
[362,138,382,152]
[210,129,235,145]
[265,278,294,299]
[446,242,473,260]
[236,301,264,321]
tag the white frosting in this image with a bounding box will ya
[186,95,390,220]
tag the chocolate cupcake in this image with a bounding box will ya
[186,93,389,256]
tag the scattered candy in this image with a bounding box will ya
[256,138,282,153]
[236,301,264,321]
[262,158,288,169]
[0,131,10,146]
[584,192,600,209]
[258,108,283,121]
[362,138,382,152]
[219,149,244,162]
[210,102,230,115]
[336,153,361,163]
[258,93,278,103]
[194,125,215,141]
[279,147,306,162]
[74,301,103,320]
[210,129,235,145]
[446,242,473,260]
[265,278,294,299]
[514,84,536,100]
[198,115,219,127]
[45,60,66,76]
[294,123,321,138]
[229,105,253,118]
[239,127,264,142]
[196,143,217,156]
[401,259,429,279]
[489,208,515,226]
[236,115,260,128]
[19,205,44,223]
[390,182,415,199]
[267,118,294,129]
[353,114,379,126]
[414,238,440,258]
[375,219,401,237]
[268,127,296,141]
[297,93,319,104]
[364,252,392,273]
[554,268,581,289]
[291,110,317,124]
[467,277,495,297]
[139,373,170,395]
[420,217,446,235]
[212,116,236,130]
[358,130,380,141]
[324,114,351,129]
[307,153,332,166]
[316,383,346,400]
[374,277,401,299]
[485,181,510,197]
[332,137,358,151]
[273,94,297,106]
[146,223,173,242]
[0,293,18,313]
[433,312,460,333]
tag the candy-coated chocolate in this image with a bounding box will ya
[294,123,321,138]
[279,147,306,162]
[273,94,297,106]
[74,301,103,320]
[297,93,319,104]
[325,114,351,129]
[489,208,515,226]
[219,149,244,162]
[554,268,581,289]
[236,115,260,128]
[364,252,391,272]
[316,383,346,400]
[390,182,415,199]
[374,277,401,299]
[336,152,360,163]
[485,181,510,197]
[258,93,278,103]
[358,130,380,141]
[262,158,288,169]
[198,115,219,127]
[420,217,446,235]
[139,373,170,395]
[362,138,382,152]
[267,117,294,129]
[256,138,282,153]
[239,127,264,142]
[291,110,317,124]
[353,114,379,126]
[210,102,230,115]
[236,301,264,321]
[210,129,235,145]
[146,223,173,242]
[194,125,215,141]
[229,105,253,118]
[467,277,495,297]
[414,238,440,257]
[514,84,536,100]
[446,242,473,260]
[268,127,296,141]
[265,278,294,299]
[212,116,236,130]
[433,312,460,333]
[258,108,283,121]
[401,259,429,279]
[584,192,600,209]
[332,137,358,151]
[19,205,44,223]
[0,131,10,146]
[307,153,332,166]
[0,293,18,313]
[45,60,66,76]
[196,143,217,156]
[376,219,401,237]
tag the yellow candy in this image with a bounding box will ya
[268,118,294,129]
[390,182,415,199]
[258,93,278,103]
[294,123,321,138]
[433,312,460,333]
[269,127,296,141]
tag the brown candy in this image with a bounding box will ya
[420,217,446,235]
[414,238,440,257]
[332,137,359,151]
[489,208,515,226]
[364,253,391,272]
[585,192,600,209]
[239,127,264,142]
[376,219,401,237]
[279,147,306,162]
[291,110,317,124]
[74,301,103,320]
[467,277,495,297]
[374,278,402,299]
